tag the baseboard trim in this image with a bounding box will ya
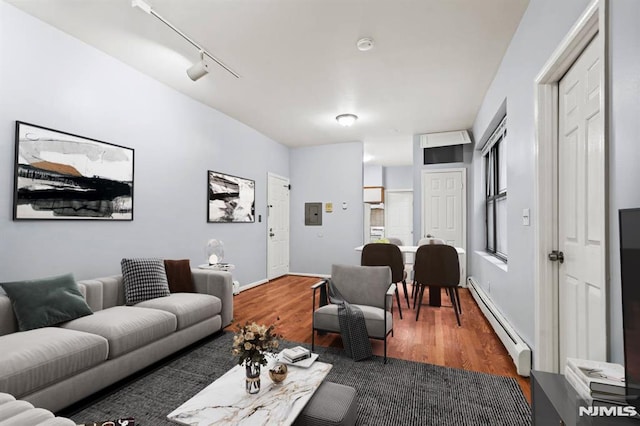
[238,279,268,293]
[467,276,531,376]
[237,274,328,294]
[288,272,330,279]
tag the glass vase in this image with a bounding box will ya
[245,362,261,394]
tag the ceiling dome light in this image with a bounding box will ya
[357,37,374,52]
[336,113,358,127]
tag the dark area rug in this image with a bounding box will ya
[65,332,531,426]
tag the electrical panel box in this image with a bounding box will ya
[305,202,322,226]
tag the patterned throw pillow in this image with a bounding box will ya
[121,258,170,305]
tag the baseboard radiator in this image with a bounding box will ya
[467,277,531,377]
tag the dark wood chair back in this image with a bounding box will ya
[414,244,459,288]
[361,243,405,284]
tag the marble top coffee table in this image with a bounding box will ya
[167,359,332,425]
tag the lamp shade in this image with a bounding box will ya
[205,239,224,265]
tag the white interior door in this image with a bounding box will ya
[422,169,466,285]
[558,34,606,367]
[385,191,413,245]
[422,170,464,246]
[267,173,290,280]
[385,190,414,261]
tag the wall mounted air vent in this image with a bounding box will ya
[419,130,471,149]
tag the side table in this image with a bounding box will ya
[531,370,638,425]
[198,263,235,272]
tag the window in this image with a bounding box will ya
[484,117,507,261]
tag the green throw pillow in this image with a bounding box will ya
[0,273,93,331]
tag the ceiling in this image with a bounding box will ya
[6,0,529,166]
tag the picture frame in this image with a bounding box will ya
[207,170,255,223]
[13,121,134,220]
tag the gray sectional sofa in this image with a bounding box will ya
[0,269,233,413]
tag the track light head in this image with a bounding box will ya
[187,52,211,81]
[131,0,152,14]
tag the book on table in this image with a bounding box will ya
[565,357,626,396]
[565,366,628,405]
[281,346,311,363]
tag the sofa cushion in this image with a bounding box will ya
[136,293,221,330]
[0,273,93,331]
[313,304,392,339]
[164,259,195,293]
[0,328,108,398]
[62,306,177,359]
[0,407,54,425]
[121,258,170,305]
[0,400,34,422]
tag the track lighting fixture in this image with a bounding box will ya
[187,51,211,81]
[131,0,239,80]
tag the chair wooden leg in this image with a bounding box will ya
[413,282,419,309]
[447,287,461,316]
[402,280,410,309]
[415,284,426,321]
[395,287,403,319]
[452,289,461,326]
[455,287,462,314]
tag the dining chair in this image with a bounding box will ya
[386,237,403,246]
[361,243,410,318]
[413,244,462,325]
[417,236,446,246]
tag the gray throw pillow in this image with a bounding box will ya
[0,273,93,331]
[121,258,171,305]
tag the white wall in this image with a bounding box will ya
[607,0,640,363]
[412,136,473,246]
[290,142,363,274]
[363,164,384,187]
[470,0,594,350]
[0,2,289,286]
[469,0,640,361]
[384,166,413,190]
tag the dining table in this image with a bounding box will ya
[354,244,465,308]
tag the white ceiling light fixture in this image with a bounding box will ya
[336,113,358,127]
[131,0,239,80]
[356,37,374,52]
[186,51,211,81]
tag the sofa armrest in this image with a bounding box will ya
[191,269,233,327]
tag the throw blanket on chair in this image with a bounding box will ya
[326,279,373,361]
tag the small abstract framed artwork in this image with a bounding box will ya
[13,121,134,220]
[207,170,255,223]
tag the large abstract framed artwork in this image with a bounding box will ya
[13,121,134,220]
[207,170,255,223]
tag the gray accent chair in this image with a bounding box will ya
[311,264,394,362]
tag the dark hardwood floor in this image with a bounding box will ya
[227,274,531,403]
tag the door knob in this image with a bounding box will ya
[548,250,564,264]
[269,232,275,237]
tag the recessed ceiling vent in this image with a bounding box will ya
[419,130,471,149]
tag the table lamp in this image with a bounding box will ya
[206,239,225,265]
